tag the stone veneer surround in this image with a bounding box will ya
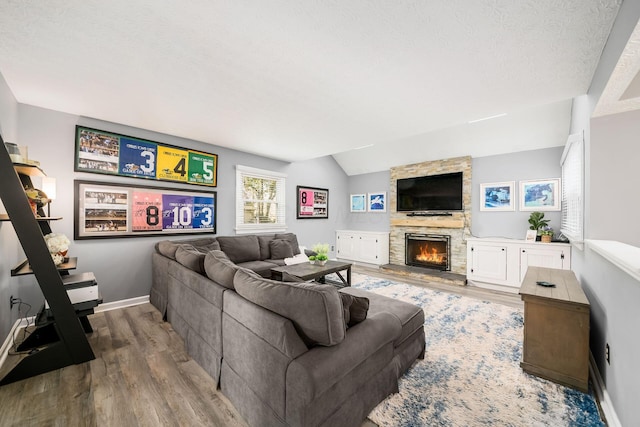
[389,156,471,276]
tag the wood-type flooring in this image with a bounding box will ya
[0,266,521,426]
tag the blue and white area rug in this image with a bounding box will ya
[351,273,605,427]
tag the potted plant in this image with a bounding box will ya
[315,253,328,266]
[310,243,330,265]
[528,211,550,241]
[308,255,316,264]
[540,227,554,243]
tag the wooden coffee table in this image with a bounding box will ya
[270,260,352,287]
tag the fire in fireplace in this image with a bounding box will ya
[405,233,451,271]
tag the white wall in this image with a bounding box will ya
[11,104,349,311]
[568,2,640,425]
[471,147,563,239]
[345,170,391,232]
[0,72,21,340]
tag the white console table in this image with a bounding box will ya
[466,237,571,293]
[336,230,389,266]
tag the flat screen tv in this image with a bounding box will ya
[397,172,463,212]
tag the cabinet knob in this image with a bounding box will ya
[522,250,526,253]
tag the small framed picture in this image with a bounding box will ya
[368,192,386,212]
[480,181,515,211]
[350,194,366,212]
[519,179,561,211]
[525,229,537,242]
[297,186,329,219]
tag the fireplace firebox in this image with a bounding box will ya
[405,233,451,271]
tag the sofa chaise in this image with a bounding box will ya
[151,233,425,427]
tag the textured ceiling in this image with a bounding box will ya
[0,1,621,175]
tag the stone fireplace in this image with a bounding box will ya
[405,233,451,271]
[387,156,471,279]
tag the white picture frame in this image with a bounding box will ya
[525,229,537,242]
[479,181,515,211]
[350,194,366,212]
[519,178,561,211]
[368,192,387,212]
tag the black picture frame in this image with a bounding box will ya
[296,186,329,219]
[74,125,218,187]
[74,180,216,240]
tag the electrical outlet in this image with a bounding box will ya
[605,343,610,365]
[331,245,335,251]
[9,295,15,310]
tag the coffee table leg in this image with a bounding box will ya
[347,266,351,286]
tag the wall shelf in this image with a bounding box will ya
[11,257,78,276]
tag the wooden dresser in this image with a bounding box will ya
[519,267,590,392]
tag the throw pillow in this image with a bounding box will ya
[157,240,180,259]
[269,239,294,259]
[274,233,301,255]
[175,244,206,274]
[339,293,370,328]
[257,235,275,260]
[234,269,346,347]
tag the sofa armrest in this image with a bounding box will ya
[286,311,401,408]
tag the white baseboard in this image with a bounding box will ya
[590,352,621,427]
[94,295,149,313]
[0,316,36,370]
[1,295,149,372]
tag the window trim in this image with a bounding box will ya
[235,165,287,234]
[560,131,584,246]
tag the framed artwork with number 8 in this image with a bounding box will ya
[74,180,216,239]
[74,126,217,187]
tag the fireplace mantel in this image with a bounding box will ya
[391,216,465,229]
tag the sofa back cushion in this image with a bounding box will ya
[205,250,243,289]
[217,235,261,263]
[257,234,275,260]
[234,269,346,347]
[175,244,206,274]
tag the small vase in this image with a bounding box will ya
[316,260,327,266]
[541,235,552,243]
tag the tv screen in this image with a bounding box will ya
[397,172,463,212]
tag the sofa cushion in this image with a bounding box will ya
[175,244,206,274]
[205,250,244,289]
[339,293,370,328]
[236,260,281,278]
[234,269,346,347]
[274,233,301,255]
[157,240,181,260]
[269,239,294,259]
[257,234,275,260]
[217,235,261,263]
[192,239,221,253]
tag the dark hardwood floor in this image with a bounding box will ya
[0,266,520,426]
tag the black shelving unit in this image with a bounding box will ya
[0,136,95,385]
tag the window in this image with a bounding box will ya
[235,165,286,233]
[560,132,584,244]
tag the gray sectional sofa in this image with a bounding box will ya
[151,233,425,427]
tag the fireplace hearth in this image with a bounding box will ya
[405,233,451,271]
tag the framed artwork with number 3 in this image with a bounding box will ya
[74,180,216,239]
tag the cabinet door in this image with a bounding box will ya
[336,232,356,259]
[520,247,566,282]
[469,244,508,281]
[358,234,381,264]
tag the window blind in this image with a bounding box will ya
[235,165,287,233]
[560,132,584,243]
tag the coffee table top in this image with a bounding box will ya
[270,260,352,282]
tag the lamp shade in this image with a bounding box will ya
[41,177,56,200]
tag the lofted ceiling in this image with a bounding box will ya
[0,1,623,175]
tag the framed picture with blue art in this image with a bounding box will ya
[368,192,386,212]
[350,194,366,212]
[519,178,561,211]
[480,181,515,211]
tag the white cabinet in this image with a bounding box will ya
[336,230,389,265]
[466,237,571,293]
[469,243,508,282]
